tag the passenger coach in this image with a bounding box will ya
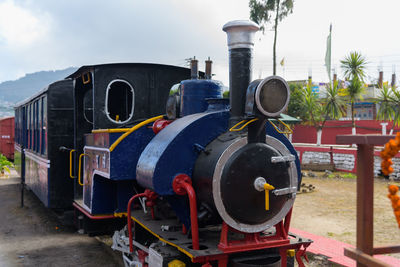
[14,80,74,208]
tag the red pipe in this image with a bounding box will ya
[127,192,147,252]
[180,182,200,250]
[283,208,293,238]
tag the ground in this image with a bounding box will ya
[1,170,400,266]
[292,172,400,259]
[0,173,123,267]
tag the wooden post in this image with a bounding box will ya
[356,144,374,266]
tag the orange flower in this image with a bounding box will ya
[389,167,394,173]
[388,185,398,194]
[382,160,391,168]
[389,139,398,149]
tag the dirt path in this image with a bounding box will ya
[0,176,123,267]
[292,173,400,259]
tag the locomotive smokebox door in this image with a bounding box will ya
[194,135,298,233]
[220,143,289,225]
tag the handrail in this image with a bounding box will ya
[229,118,259,132]
[78,153,88,186]
[109,115,164,152]
[69,149,76,179]
[82,72,91,84]
[268,118,293,134]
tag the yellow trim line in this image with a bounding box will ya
[109,115,164,152]
[130,215,194,260]
[92,128,131,133]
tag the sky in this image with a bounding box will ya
[1,0,400,86]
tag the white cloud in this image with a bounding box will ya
[0,0,50,47]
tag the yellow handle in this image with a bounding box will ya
[109,115,164,152]
[268,118,293,134]
[78,153,88,186]
[69,149,76,179]
[82,72,91,84]
[263,183,275,210]
[229,118,259,132]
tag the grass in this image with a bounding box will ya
[327,172,356,179]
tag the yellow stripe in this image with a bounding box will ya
[130,215,194,260]
[92,128,131,133]
[113,212,127,218]
[109,115,163,152]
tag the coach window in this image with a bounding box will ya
[42,96,47,155]
[15,109,19,144]
[38,99,42,153]
[105,79,134,124]
[28,104,32,150]
[25,106,28,148]
[34,100,38,152]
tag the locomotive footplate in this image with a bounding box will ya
[128,209,312,264]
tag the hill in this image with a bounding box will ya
[0,67,77,117]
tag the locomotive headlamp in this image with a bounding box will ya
[245,76,290,118]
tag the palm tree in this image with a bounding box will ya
[388,86,400,134]
[322,80,347,124]
[343,77,365,131]
[376,84,394,122]
[301,81,345,145]
[340,51,368,133]
[340,51,367,81]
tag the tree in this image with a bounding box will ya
[343,77,365,131]
[340,51,368,132]
[287,82,307,119]
[340,51,367,81]
[249,0,294,75]
[322,80,347,122]
[376,84,394,121]
[388,86,400,134]
[301,81,346,145]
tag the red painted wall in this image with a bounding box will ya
[292,120,400,144]
[0,117,15,160]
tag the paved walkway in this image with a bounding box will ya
[291,228,400,266]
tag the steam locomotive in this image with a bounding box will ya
[14,20,311,266]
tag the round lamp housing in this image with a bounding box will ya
[245,76,290,118]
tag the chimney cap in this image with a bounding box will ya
[223,20,260,50]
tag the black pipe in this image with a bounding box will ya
[229,48,253,126]
[223,20,259,127]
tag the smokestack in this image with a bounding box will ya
[190,57,198,79]
[205,57,212,79]
[392,65,396,88]
[392,73,396,88]
[379,71,383,88]
[223,20,259,126]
